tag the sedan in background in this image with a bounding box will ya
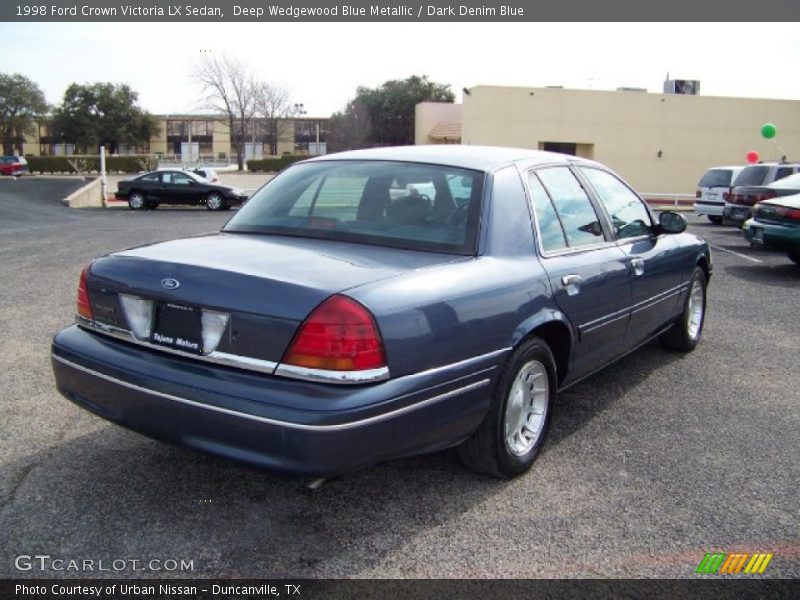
[116,169,247,210]
[191,167,220,183]
[0,155,29,176]
[743,193,800,264]
[52,146,711,482]
[723,164,800,227]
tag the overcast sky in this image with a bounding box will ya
[2,22,799,116]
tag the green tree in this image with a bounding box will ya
[355,75,454,146]
[0,73,48,155]
[52,83,159,154]
[327,98,372,152]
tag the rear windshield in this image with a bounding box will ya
[734,166,770,186]
[224,160,484,254]
[698,169,734,188]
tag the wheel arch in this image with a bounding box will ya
[510,311,574,387]
[696,252,711,282]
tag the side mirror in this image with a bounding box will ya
[659,211,687,234]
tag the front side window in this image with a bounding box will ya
[536,167,606,248]
[224,160,484,254]
[580,168,652,239]
[171,173,193,185]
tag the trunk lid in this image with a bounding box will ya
[85,232,467,364]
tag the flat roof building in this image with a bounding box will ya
[18,115,329,162]
[416,86,800,194]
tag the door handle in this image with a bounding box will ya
[630,258,645,276]
[561,274,582,296]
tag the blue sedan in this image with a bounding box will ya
[51,146,711,481]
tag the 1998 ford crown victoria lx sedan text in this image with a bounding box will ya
[52,146,711,480]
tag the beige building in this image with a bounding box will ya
[20,115,329,160]
[416,86,800,194]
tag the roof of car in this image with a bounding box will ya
[306,145,591,172]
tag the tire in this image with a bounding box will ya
[661,267,707,352]
[128,192,146,210]
[206,193,226,211]
[458,338,556,478]
[788,251,800,265]
[708,215,723,225]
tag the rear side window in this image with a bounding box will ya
[140,174,159,182]
[580,168,652,239]
[698,169,734,188]
[775,167,795,181]
[528,172,568,252]
[536,167,606,248]
[735,166,770,186]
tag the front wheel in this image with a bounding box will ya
[661,267,707,352]
[458,338,556,478]
[788,251,800,265]
[128,192,145,210]
[206,193,226,211]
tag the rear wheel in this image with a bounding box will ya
[708,215,723,224]
[128,192,145,210]
[206,193,226,211]
[661,267,707,352]
[788,251,800,265]
[458,338,555,478]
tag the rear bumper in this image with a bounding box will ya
[693,201,723,217]
[723,204,752,226]
[744,220,800,250]
[52,325,499,477]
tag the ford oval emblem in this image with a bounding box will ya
[161,278,180,290]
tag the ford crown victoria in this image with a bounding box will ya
[52,146,711,480]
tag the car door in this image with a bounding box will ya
[168,171,202,205]
[527,167,632,380]
[578,167,683,345]
[134,173,161,202]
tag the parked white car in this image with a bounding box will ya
[694,166,744,224]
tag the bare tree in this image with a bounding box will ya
[253,82,295,156]
[192,55,256,170]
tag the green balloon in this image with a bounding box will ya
[761,123,777,139]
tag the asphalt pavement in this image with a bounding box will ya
[0,179,797,579]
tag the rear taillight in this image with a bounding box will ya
[76,264,93,320]
[772,206,800,221]
[722,191,730,201]
[754,190,777,203]
[283,295,386,371]
[695,190,701,199]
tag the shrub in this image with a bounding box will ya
[246,155,306,173]
[26,155,159,174]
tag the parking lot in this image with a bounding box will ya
[0,178,797,579]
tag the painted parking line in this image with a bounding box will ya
[709,244,763,263]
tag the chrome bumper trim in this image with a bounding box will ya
[274,363,390,384]
[52,354,490,432]
[77,317,279,375]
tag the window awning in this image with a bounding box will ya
[428,120,462,142]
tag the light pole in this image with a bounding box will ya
[294,103,307,155]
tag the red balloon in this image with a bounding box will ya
[746,150,760,164]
